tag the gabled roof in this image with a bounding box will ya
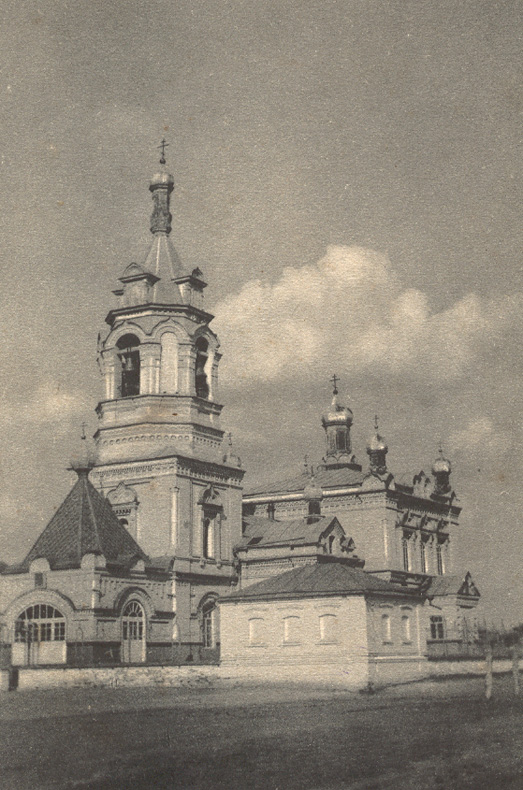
[221,557,419,602]
[237,515,343,550]
[245,465,363,498]
[426,572,480,599]
[17,471,148,572]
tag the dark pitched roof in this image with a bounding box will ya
[222,557,418,602]
[19,471,148,572]
[237,515,341,549]
[426,573,480,598]
[245,465,363,498]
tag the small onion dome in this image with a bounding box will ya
[322,392,353,428]
[150,170,174,188]
[69,431,96,474]
[303,474,323,502]
[432,451,451,476]
[367,432,388,454]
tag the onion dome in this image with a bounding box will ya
[150,169,174,188]
[432,444,452,495]
[367,415,388,475]
[69,426,96,475]
[321,375,355,467]
[223,433,242,469]
[322,389,353,428]
[303,472,323,503]
[432,450,451,476]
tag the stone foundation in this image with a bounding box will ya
[0,658,515,692]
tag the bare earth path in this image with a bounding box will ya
[0,675,522,789]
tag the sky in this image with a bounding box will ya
[0,0,521,622]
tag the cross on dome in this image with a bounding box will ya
[330,374,339,395]
[158,138,169,165]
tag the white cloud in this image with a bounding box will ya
[0,381,85,426]
[214,245,522,386]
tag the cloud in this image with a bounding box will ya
[0,381,85,426]
[214,245,522,386]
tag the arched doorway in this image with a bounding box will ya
[121,600,146,664]
[13,604,67,666]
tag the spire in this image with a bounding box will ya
[144,140,187,303]
[150,140,174,234]
[366,414,388,476]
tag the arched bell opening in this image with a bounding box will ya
[116,333,141,397]
[195,337,210,399]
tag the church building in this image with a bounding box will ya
[0,151,480,686]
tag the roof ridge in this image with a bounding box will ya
[77,476,84,562]
[84,476,103,556]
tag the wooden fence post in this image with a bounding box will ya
[485,642,493,700]
[512,641,520,697]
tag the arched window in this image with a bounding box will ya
[202,517,215,560]
[15,605,66,644]
[327,535,336,554]
[420,538,427,574]
[402,533,410,572]
[336,429,347,451]
[116,334,140,397]
[13,604,67,666]
[122,600,146,663]
[160,332,178,393]
[319,613,337,643]
[195,337,209,399]
[436,541,445,575]
[201,598,218,648]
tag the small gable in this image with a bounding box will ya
[458,572,480,598]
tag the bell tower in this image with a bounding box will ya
[90,147,244,584]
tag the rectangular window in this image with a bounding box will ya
[54,621,66,641]
[40,622,52,642]
[248,618,265,646]
[14,621,25,643]
[34,572,46,589]
[283,616,300,644]
[402,537,409,571]
[430,616,445,640]
[420,540,426,574]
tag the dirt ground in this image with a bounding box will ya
[1,674,522,789]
